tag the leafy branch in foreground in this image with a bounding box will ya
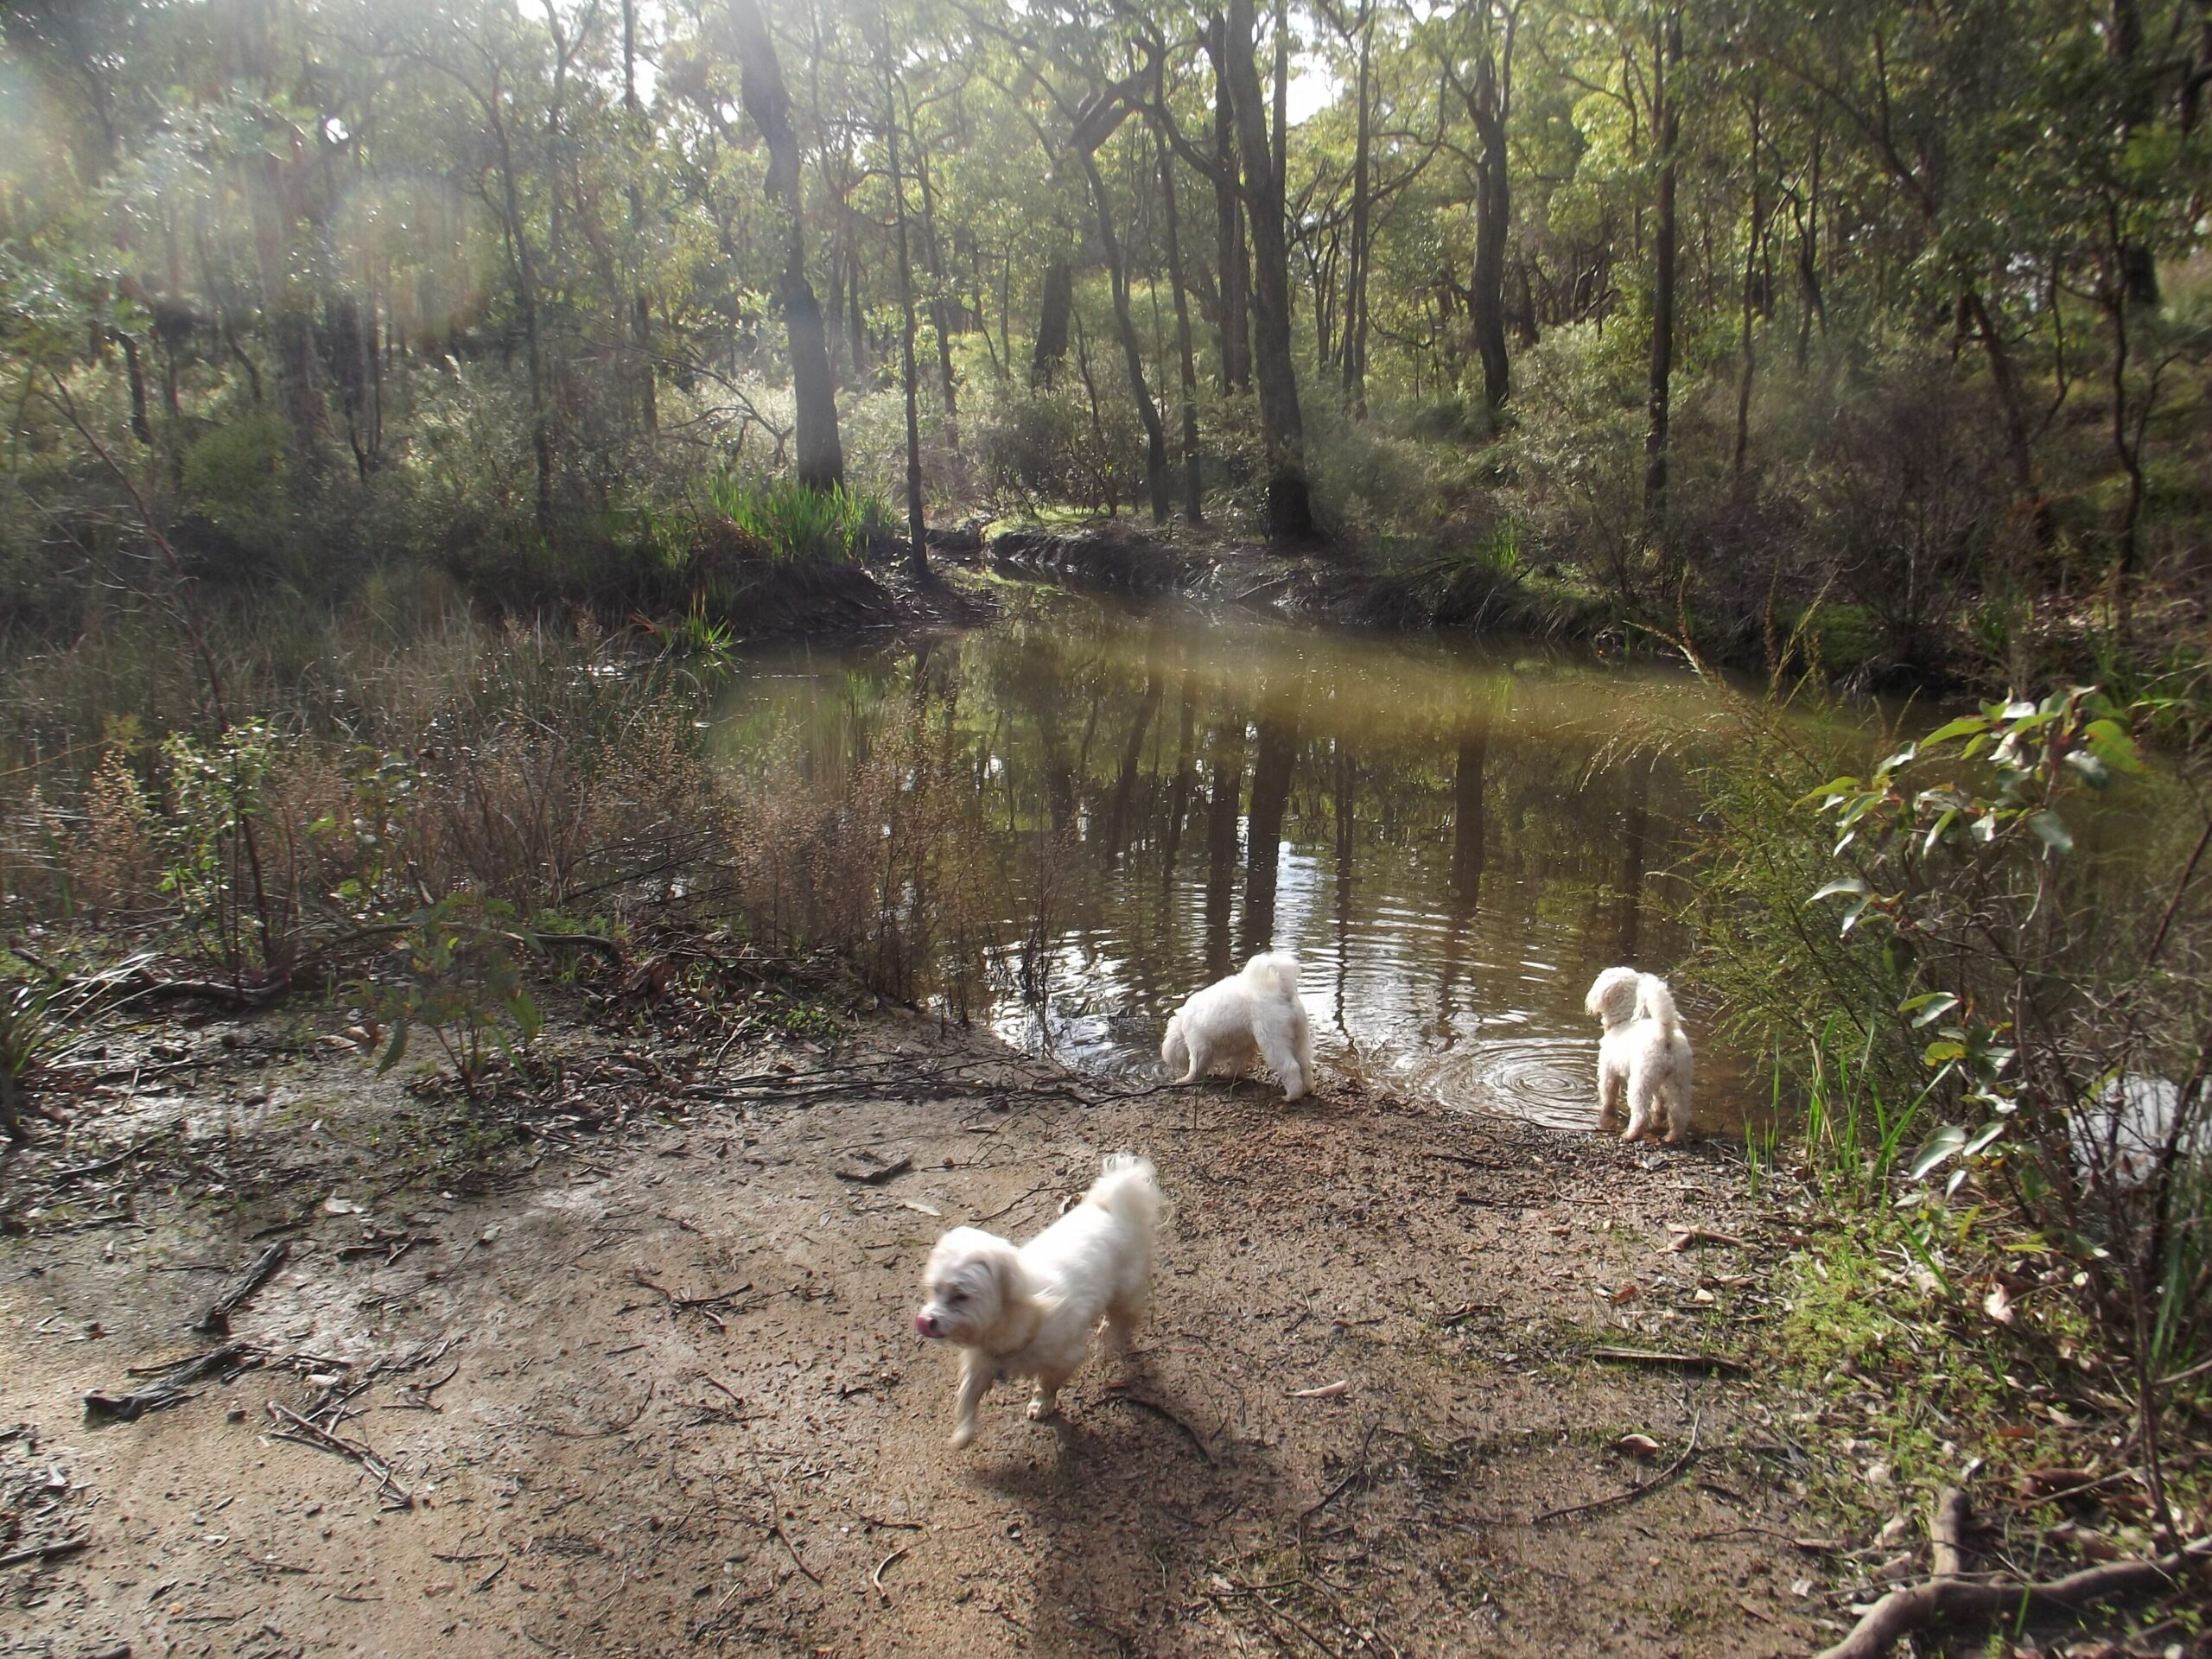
[1803,685,2209,1543]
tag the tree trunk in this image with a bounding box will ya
[1794,119,1826,370]
[2109,0,2160,307]
[1225,0,1313,539]
[623,0,657,435]
[1077,144,1169,525]
[249,153,326,468]
[1205,16,1253,393]
[1154,89,1206,523]
[910,124,960,425]
[1643,7,1681,524]
[1962,288,2045,535]
[1733,91,1763,490]
[1341,3,1373,415]
[882,35,929,579]
[1466,39,1511,414]
[487,87,555,533]
[1031,259,1074,388]
[729,0,844,490]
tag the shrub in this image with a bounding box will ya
[1696,683,2212,1539]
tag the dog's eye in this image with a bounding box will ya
[946,1288,966,1303]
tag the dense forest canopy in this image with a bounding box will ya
[2,0,2207,677]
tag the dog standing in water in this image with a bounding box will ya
[1584,967,1695,1143]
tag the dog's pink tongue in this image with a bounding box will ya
[914,1313,935,1337]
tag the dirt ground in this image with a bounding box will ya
[2,1001,1846,1659]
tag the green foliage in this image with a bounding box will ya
[696,471,892,568]
[0,977,55,1141]
[156,720,280,976]
[179,410,292,572]
[1803,688,2146,1188]
[361,894,544,1100]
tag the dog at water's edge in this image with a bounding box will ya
[1584,967,1695,1144]
[1160,952,1317,1101]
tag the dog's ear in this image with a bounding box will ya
[982,1240,1029,1307]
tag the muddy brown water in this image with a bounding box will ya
[718,591,1778,1135]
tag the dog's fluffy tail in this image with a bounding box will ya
[1241,951,1302,1002]
[1634,973,1683,1033]
[1084,1154,1164,1243]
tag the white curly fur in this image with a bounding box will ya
[1160,952,1317,1101]
[914,1154,1163,1447]
[1584,967,1695,1145]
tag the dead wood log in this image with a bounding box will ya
[194,1241,289,1334]
[84,1343,257,1424]
[1814,1537,2211,1659]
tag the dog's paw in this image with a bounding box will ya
[1026,1396,1058,1422]
[950,1421,976,1449]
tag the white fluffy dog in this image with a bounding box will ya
[1160,951,1317,1100]
[914,1154,1162,1448]
[1584,967,1695,1144]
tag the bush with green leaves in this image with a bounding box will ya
[156,719,283,978]
[362,894,544,1101]
[1755,684,2209,1536]
[696,470,894,566]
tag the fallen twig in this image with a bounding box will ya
[0,1535,89,1570]
[629,1270,753,1332]
[1300,1422,1381,1522]
[264,1399,415,1509]
[1813,1537,2212,1659]
[1099,1387,1219,1466]
[773,1522,822,1585]
[85,1343,257,1423]
[195,1241,289,1335]
[870,1543,912,1604]
[1586,1345,1749,1375]
[1532,1410,1700,1526]
[1665,1227,1749,1252]
[541,1382,655,1440]
[47,1128,177,1186]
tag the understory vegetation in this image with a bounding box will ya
[1690,678,2212,1599]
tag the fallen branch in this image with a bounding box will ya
[541,1382,655,1440]
[85,1343,257,1423]
[772,1522,822,1585]
[1813,1537,2212,1659]
[1532,1410,1700,1526]
[1929,1486,1970,1579]
[1665,1227,1749,1252]
[629,1270,753,1332]
[0,1535,90,1570]
[1587,1346,1750,1375]
[195,1241,289,1335]
[47,1128,178,1186]
[1300,1422,1381,1522]
[264,1399,415,1509]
